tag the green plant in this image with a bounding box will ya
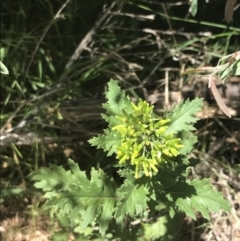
[30,79,230,239]
[0,61,9,75]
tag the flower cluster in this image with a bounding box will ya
[112,99,183,178]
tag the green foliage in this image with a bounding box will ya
[166,179,230,220]
[91,80,200,178]
[87,129,121,156]
[0,61,9,75]
[220,56,240,81]
[0,185,24,203]
[166,99,202,134]
[30,159,116,236]
[1,0,239,239]
[189,0,198,17]
[115,177,149,225]
[102,79,133,121]
[30,79,230,238]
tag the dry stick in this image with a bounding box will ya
[140,0,189,6]
[213,117,239,146]
[164,70,169,108]
[0,102,25,134]
[140,32,170,84]
[65,1,118,70]
[0,0,72,134]
[161,4,178,47]
[139,29,166,99]
[110,11,155,20]
[161,4,185,100]
[142,57,167,85]
[11,143,26,187]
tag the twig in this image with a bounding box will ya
[164,69,169,108]
[23,0,71,81]
[0,102,25,134]
[65,1,118,69]
[110,12,155,20]
[142,57,167,84]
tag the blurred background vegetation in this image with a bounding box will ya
[0,0,240,240]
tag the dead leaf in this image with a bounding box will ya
[209,77,231,118]
[224,0,236,23]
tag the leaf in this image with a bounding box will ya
[220,59,240,80]
[0,47,8,60]
[0,61,9,75]
[89,129,121,156]
[103,79,132,118]
[142,215,168,240]
[29,163,75,193]
[166,98,203,134]
[181,66,217,76]
[209,77,231,118]
[30,159,117,235]
[233,60,240,75]
[0,187,24,203]
[224,0,236,24]
[167,179,230,220]
[115,178,149,225]
[189,0,198,17]
[89,79,133,156]
[153,159,194,189]
[179,131,198,155]
[220,64,232,81]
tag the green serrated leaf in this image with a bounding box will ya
[180,131,198,155]
[155,162,189,188]
[68,158,82,175]
[166,98,203,134]
[103,79,132,117]
[89,80,134,157]
[31,161,116,236]
[98,196,115,236]
[190,0,198,17]
[29,164,75,192]
[101,114,122,128]
[175,197,197,219]
[115,178,149,224]
[89,129,121,156]
[168,179,230,220]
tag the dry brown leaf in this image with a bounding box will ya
[209,77,231,118]
[224,0,237,23]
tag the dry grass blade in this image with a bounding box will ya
[65,1,118,69]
